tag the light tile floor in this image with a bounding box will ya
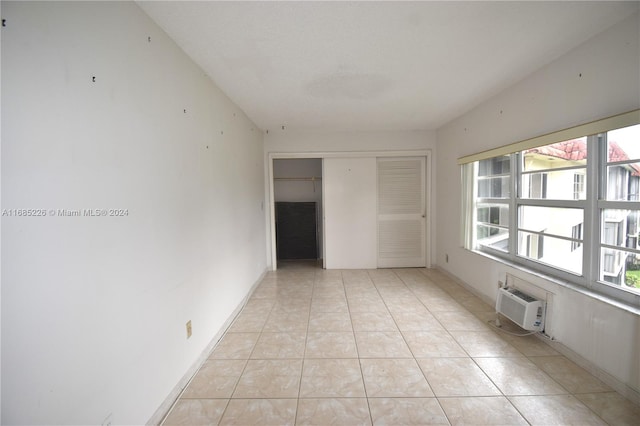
[162,265,640,425]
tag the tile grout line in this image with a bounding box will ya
[168,265,623,425]
[291,269,319,425]
[344,270,377,426]
[393,269,457,426]
[215,275,276,424]
[402,269,538,425]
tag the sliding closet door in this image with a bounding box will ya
[377,157,426,268]
[323,157,377,269]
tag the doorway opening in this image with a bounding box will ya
[273,158,323,269]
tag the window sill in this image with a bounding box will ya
[467,248,640,316]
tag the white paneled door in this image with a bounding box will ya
[377,157,426,268]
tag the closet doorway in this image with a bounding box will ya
[273,159,323,268]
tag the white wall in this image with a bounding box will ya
[1,2,266,425]
[265,128,435,153]
[265,129,437,269]
[436,12,640,398]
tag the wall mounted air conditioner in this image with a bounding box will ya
[496,287,545,331]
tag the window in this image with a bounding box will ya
[518,205,583,274]
[573,174,585,200]
[571,223,583,251]
[524,230,544,259]
[600,124,640,293]
[474,156,510,252]
[461,116,640,307]
[528,173,547,198]
[517,137,587,275]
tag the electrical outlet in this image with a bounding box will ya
[186,320,192,339]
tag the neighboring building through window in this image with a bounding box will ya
[462,121,640,306]
[573,173,585,200]
[571,223,583,251]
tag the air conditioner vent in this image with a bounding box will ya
[507,288,537,303]
[496,287,545,331]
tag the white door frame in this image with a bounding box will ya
[267,150,432,271]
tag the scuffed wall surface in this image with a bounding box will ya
[1,2,266,424]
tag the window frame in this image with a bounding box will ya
[472,156,512,254]
[460,111,640,308]
[515,136,589,276]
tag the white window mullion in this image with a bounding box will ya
[600,243,640,257]
[471,162,479,249]
[520,164,587,175]
[597,200,640,210]
[460,164,474,249]
[584,134,601,286]
[509,153,519,261]
[517,199,587,209]
[477,197,511,204]
[607,158,640,168]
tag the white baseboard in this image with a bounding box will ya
[146,269,267,425]
[434,265,640,408]
[540,334,640,406]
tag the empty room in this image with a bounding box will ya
[2,1,640,425]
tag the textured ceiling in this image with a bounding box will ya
[138,1,638,132]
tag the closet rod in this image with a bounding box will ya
[274,177,322,181]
